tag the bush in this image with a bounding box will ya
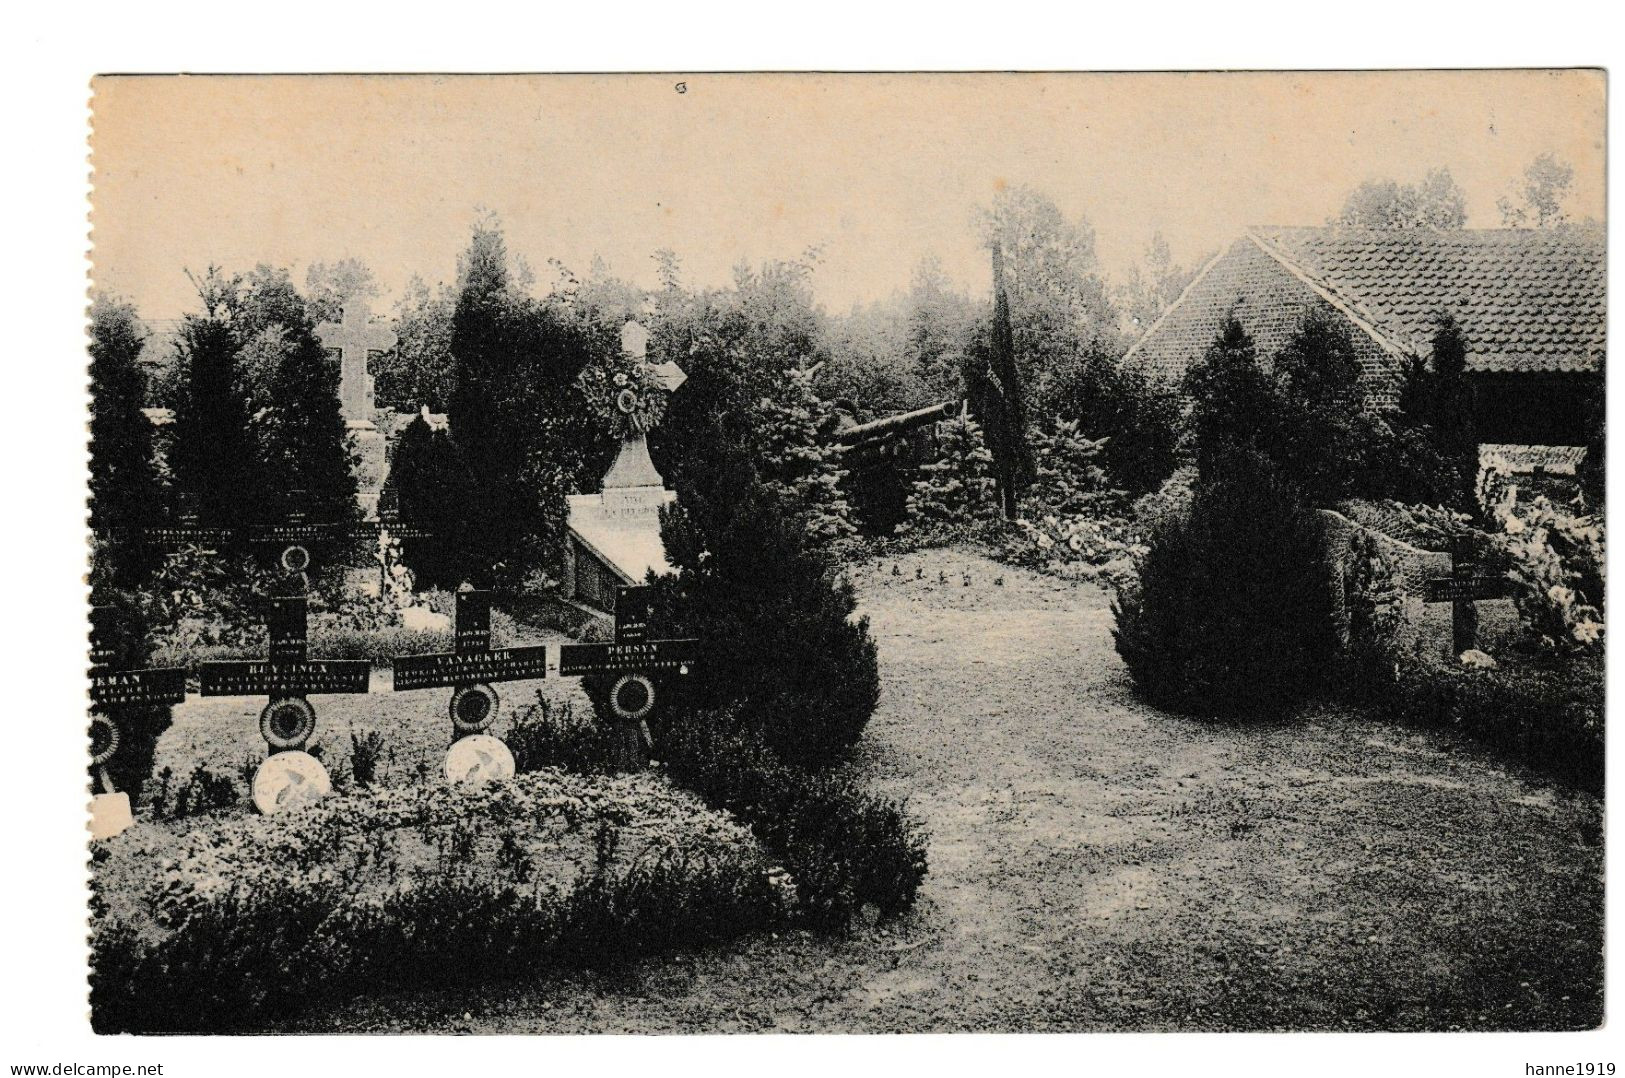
[1039,349,1183,498]
[347,730,388,787]
[90,772,783,1032]
[1113,450,1338,717]
[661,711,928,930]
[505,694,619,775]
[147,764,245,819]
[1375,655,1602,794]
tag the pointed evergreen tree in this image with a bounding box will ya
[1393,313,1478,509]
[971,243,1037,518]
[1182,315,1282,479]
[1029,416,1123,518]
[169,313,258,530]
[89,294,161,580]
[756,366,857,555]
[902,412,998,535]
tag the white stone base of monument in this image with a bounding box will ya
[89,792,133,841]
[346,420,388,521]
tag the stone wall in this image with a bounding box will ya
[1319,508,1520,663]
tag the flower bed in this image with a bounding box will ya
[90,770,786,1032]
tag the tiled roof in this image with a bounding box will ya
[1249,226,1605,374]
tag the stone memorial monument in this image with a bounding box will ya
[316,299,397,519]
[562,320,688,613]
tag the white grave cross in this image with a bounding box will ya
[621,320,686,396]
[317,301,398,423]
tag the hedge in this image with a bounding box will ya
[661,711,929,928]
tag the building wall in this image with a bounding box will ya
[1129,236,1403,408]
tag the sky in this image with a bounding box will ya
[90,71,1605,320]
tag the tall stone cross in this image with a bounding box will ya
[317,300,397,424]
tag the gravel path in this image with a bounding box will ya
[302,548,1602,1033]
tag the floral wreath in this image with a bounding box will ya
[579,356,667,437]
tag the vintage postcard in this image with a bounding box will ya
[82,70,1604,1041]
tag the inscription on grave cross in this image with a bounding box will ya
[199,597,371,755]
[1422,538,1509,656]
[390,591,552,693]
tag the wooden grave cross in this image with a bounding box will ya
[388,590,551,741]
[88,605,188,796]
[198,596,371,756]
[558,584,699,770]
[1422,537,1510,656]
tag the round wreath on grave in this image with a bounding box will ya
[578,357,666,438]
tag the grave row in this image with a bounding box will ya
[90,585,696,831]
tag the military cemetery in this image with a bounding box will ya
[78,72,1604,1041]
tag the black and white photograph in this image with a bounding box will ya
[6,45,1613,1072]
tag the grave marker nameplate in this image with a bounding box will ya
[615,585,654,644]
[1422,539,1510,656]
[556,638,699,677]
[199,597,371,756]
[389,591,551,692]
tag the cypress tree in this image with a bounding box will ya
[971,243,1036,518]
[169,314,258,530]
[88,294,161,580]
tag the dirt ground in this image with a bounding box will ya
[266,549,1602,1033]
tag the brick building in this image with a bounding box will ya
[1125,226,1605,446]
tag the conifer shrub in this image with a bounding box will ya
[647,442,881,766]
[1112,449,1338,717]
[756,366,859,557]
[898,412,999,542]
